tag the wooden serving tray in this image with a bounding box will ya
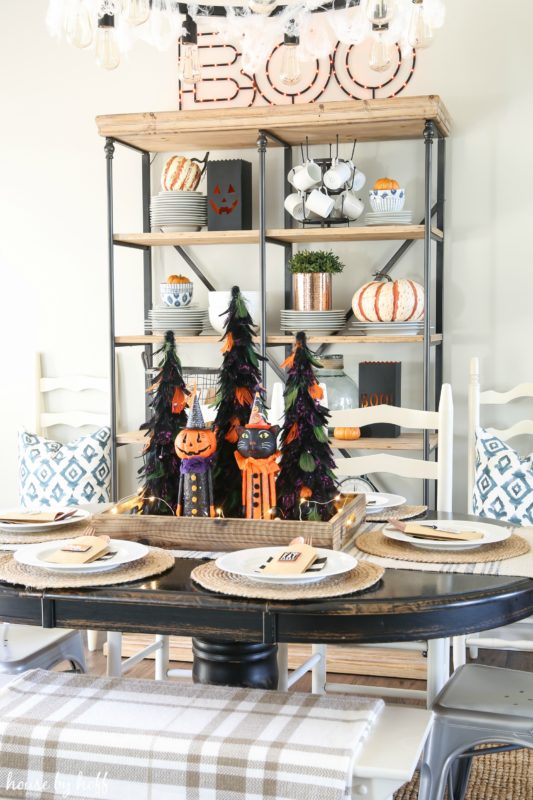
[92,495,365,552]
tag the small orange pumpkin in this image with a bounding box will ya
[333,427,361,441]
[175,428,217,459]
[373,177,400,190]
[167,274,189,284]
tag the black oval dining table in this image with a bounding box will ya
[1,513,532,689]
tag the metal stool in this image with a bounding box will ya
[418,663,533,800]
[0,624,86,674]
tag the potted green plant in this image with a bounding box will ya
[288,249,344,311]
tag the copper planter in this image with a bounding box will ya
[292,273,332,311]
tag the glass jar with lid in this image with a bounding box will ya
[314,354,358,410]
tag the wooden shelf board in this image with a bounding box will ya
[115,334,443,346]
[268,225,443,243]
[118,431,438,451]
[330,432,438,451]
[114,225,443,248]
[96,96,451,151]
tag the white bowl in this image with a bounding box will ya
[208,291,260,334]
[160,282,194,307]
[369,188,406,212]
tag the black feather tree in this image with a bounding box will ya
[212,286,264,517]
[276,331,337,521]
[137,331,189,515]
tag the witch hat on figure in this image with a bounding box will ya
[246,391,270,429]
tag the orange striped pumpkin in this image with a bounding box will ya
[161,155,202,192]
[352,278,424,322]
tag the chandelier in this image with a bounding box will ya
[46,0,445,80]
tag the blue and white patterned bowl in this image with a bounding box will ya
[160,282,194,307]
[369,188,406,213]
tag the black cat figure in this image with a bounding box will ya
[234,393,280,520]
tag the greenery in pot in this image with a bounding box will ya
[288,249,345,274]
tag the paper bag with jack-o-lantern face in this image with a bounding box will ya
[207,160,252,231]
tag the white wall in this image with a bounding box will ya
[1,1,532,509]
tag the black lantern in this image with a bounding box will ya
[358,361,402,437]
[207,159,252,231]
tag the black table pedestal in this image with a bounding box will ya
[192,638,279,689]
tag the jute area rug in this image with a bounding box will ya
[394,748,532,799]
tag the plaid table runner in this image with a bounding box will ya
[0,669,383,800]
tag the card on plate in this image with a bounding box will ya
[260,543,318,576]
[0,511,68,524]
[43,536,111,565]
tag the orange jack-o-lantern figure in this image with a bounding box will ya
[235,392,280,520]
[175,396,216,518]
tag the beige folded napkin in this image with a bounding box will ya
[261,542,318,576]
[392,521,484,542]
[43,535,110,565]
[0,511,76,524]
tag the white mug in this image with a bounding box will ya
[351,167,366,192]
[284,192,305,222]
[324,159,353,191]
[287,164,304,188]
[291,160,322,192]
[306,188,334,218]
[340,190,364,220]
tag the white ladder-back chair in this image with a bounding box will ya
[308,384,454,707]
[453,357,533,668]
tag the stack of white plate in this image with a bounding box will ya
[145,305,208,336]
[350,321,433,335]
[150,191,207,233]
[365,210,413,226]
[280,310,346,335]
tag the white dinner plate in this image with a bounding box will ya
[365,493,406,513]
[383,519,512,551]
[14,538,149,573]
[0,507,91,534]
[216,546,357,585]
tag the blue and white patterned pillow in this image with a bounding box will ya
[472,427,533,526]
[18,428,111,508]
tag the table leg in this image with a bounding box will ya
[426,637,450,706]
[192,638,278,689]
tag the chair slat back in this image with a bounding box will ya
[332,384,454,512]
[36,353,110,437]
[467,357,533,513]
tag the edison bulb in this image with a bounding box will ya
[279,41,302,86]
[178,43,201,84]
[150,1,174,50]
[367,0,396,26]
[123,0,150,26]
[248,0,277,14]
[407,0,433,48]
[64,0,93,48]
[369,31,392,71]
[95,21,120,69]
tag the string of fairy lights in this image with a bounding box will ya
[46,0,445,81]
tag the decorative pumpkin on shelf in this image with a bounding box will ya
[333,427,361,441]
[235,392,280,520]
[175,395,216,518]
[161,154,205,192]
[166,274,190,284]
[373,177,400,190]
[352,276,424,322]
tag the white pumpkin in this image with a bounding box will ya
[161,155,202,192]
[352,278,424,322]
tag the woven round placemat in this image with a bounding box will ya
[0,548,175,589]
[0,520,92,545]
[191,561,384,600]
[365,504,427,522]
[356,530,529,564]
